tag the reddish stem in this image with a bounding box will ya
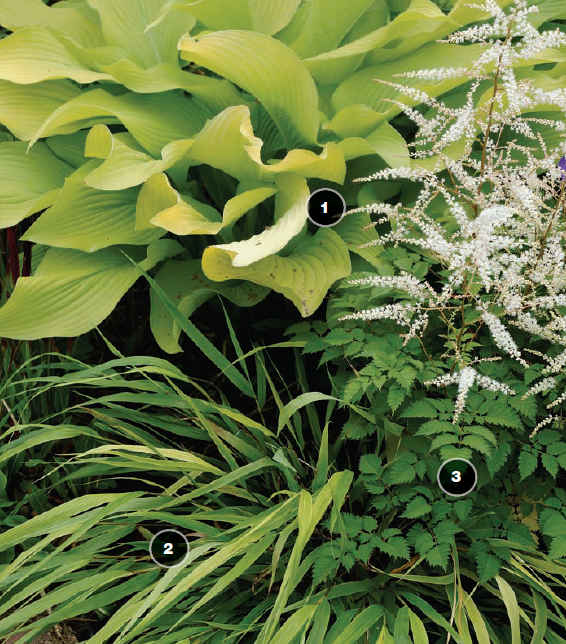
[22,241,32,278]
[6,226,20,285]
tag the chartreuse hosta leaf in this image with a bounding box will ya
[247,0,301,36]
[202,227,351,317]
[86,0,187,67]
[205,174,310,266]
[96,60,243,114]
[0,80,81,141]
[83,124,193,190]
[0,26,111,85]
[304,0,459,85]
[0,141,73,228]
[188,105,345,183]
[21,161,165,251]
[0,0,102,46]
[179,31,319,149]
[337,121,411,168]
[147,0,254,32]
[30,88,208,157]
[137,173,223,236]
[143,172,278,237]
[287,0,375,59]
[150,259,269,353]
[333,211,388,270]
[0,239,181,339]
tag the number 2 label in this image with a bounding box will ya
[163,542,173,555]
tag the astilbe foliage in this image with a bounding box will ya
[342,0,566,430]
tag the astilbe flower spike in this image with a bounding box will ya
[340,0,566,425]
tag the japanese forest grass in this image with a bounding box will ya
[1,347,565,644]
[1,0,565,363]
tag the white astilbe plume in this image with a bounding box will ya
[341,0,566,425]
[425,367,515,424]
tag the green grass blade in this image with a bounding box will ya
[123,251,254,397]
[495,576,521,644]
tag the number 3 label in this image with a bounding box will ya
[451,471,461,482]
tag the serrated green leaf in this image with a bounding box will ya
[401,497,432,519]
[400,399,438,419]
[462,435,492,455]
[475,552,501,583]
[359,455,383,477]
[425,543,450,569]
[518,449,538,480]
[386,458,416,485]
[541,453,559,478]
[481,406,522,429]
[375,536,410,559]
[430,434,459,451]
[387,386,406,412]
[539,509,566,537]
[416,420,455,435]
[392,366,417,391]
[548,535,566,559]
[486,436,511,477]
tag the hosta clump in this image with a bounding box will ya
[342,0,566,434]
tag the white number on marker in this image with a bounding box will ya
[163,542,173,555]
[451,471,461,483]
[321,202,328,214]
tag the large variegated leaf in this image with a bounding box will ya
[202,228,351,317]
[150,259,270,353]
[83,124,193,190]
[21,161,165,251]
[0,240,182,339]
[0,141,73,228]
[30,89,208,156]
[179,31,319,149]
